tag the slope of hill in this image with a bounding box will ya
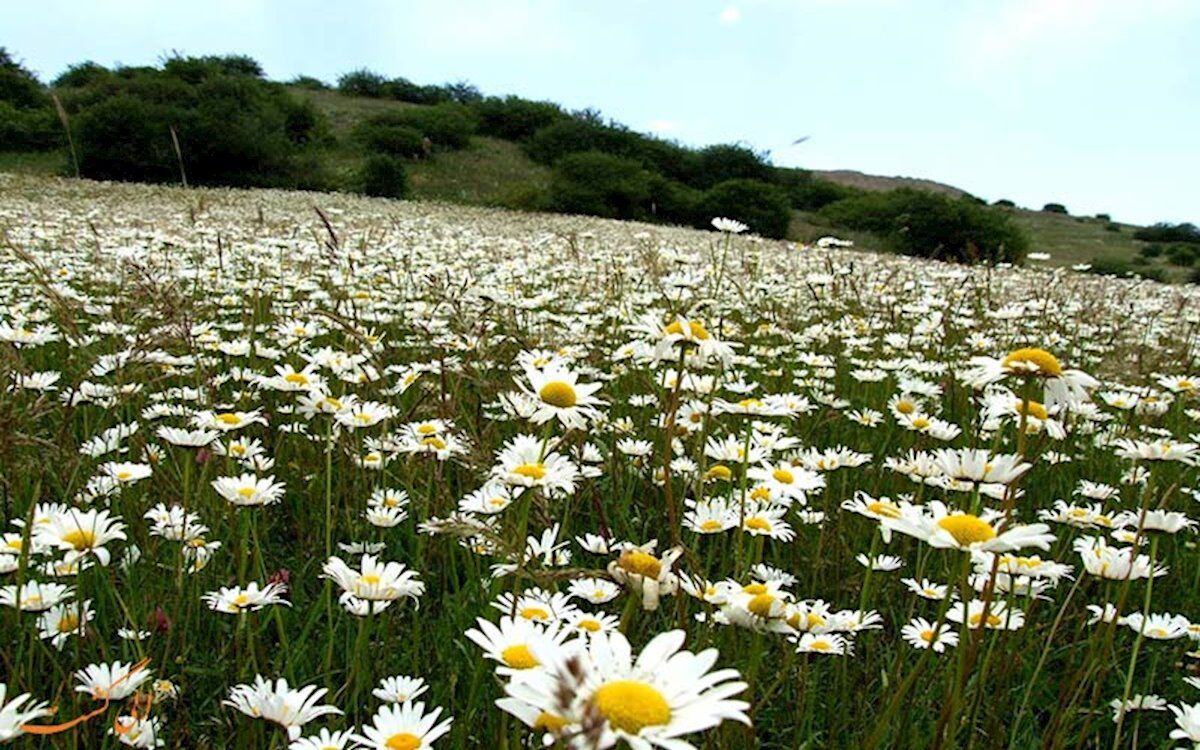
[812,169,968,199]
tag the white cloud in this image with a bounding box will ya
[719,5,742,24]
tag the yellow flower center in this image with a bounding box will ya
[750,486,772,501]
[910,417,930,430]
[57,613,80,633]
[534,712,570,731]
[772,468,794,484]
[744,517,772,532]
[618,550,663,579]
[116,471,133,481]
[519,606,550,621]
[743,583,768,595]
[284,372,309,385]
[896,400,916,415]
[747,593,778,618]
[705,465,732,482]
[1015,400,1049,421]
[384,733,421,750]
[867,501,901,519]
[538,381,578,408]
[577,618,602,632]
[919,629,935,643]
[937,514,997,546]
[663,320,710,340]
[698,519,725,532]
[358,574,381,586]
[737,398,764,410]
[969,612,1003,628]
[233,593,251,608]
[513,463,546,480]
[1002,348,1063,377]
[416,423,438,435]
[61,529,97,550]
[216,413,242,425]
[421,437,447,450]
[501,644,539,669]
[592,680,671,734]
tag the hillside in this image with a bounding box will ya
[0,68,1189,281]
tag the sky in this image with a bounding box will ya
[7,0,1198,225]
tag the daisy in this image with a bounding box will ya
[211,473,287,507]
[519,362,605,430]
[224,676,342,741]
[567,577,621,605]
[793,632,851,655]
[322,555,425,603]
[607,543,683,611]
[746,461,825,505]
[1124,613,1191,640]
[946,600,1025,631]
[464,616,571,676]
[492,434,580,496]
[501,629,749,748]
[883,501,1054,553]
[352,701,453,749]
[373,675,428,704]
[289,728,353,750]
[0,683,53,743]
[901,618,959,652]
[75,660,154,701]
[203,581,291,613]
[1,580,75,611]
[102,461,153,484]
[37,599,94,649]
[33,508,127,566]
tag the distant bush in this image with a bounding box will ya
[69,58,330,189]
[691,144,773,189]
[994,199,1015,207]
[774,168,859,210]
[549,151,653,220]
[697,179,792,239]
[1133,222,1200,245]
[647,174,701,226]
[1095,213,1111,221]
[378,103,477,151]
[52,61,113,89]
[0,48,61,151]
[353,118,425,159]
[1104,223,1121,233]
[1087,256,1167,282]
[337,69,389,97]
[1042,203,1068,214]
[1140,243,1164,259]
[821,188,1028,264]
[359,154,408,198]
[473,96,567,141]
[1166,243,1198,267]
[289,75,329,91]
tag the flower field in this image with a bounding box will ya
[1,173,1199,748]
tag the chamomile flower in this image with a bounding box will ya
[224,676,341,741]
[352,701,453,749]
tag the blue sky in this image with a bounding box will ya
[7,0,1198,225]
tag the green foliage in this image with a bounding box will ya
[337,68,389,97]
[359,154,409,198]
[0,48,61,151]
[0,48,49,109]
[1165,243,1198,267]
[1087,255,1168,282]
[384,103,477,150]
[1043,203,1068,214]
[1104,223,1121,233]
[773,168,860,210]
[691,144,772,189]
[352,118,426,159]
[549,151,654,220]
[697,179,792,239]
[473,96,567,141]
[290,75,330,91]
[821,189,1028,263]
[1095,213,1111,221]
[1133,222,1200,244]
[994,199,1016,207]
[68,57,330,188]
[1139,243,1164,259]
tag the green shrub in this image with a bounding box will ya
[1104,223,1121,233]
[1043,203,1068,214]
[337,69,388,97]
[1140,243,1164,259]
[474,96,566,141]
[1133,222,1200,244]
[372,103,476,151]
[691,144,772,189]
[352,119,425,159]
[1095,213,1111,221]
[774,168,859,210]
[73,61,328,188]
[697,179,792,239]
[647,175,701,226]
[1166,243,1198,267]
[1087,256,1167,282]
[0,101,60,151]
[994,199,1016,207]
[549,151,653,220]
[359,154,408,198]
[289,75,329,91]
[821,189,1028,264]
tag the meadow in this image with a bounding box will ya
[1,172,1199,749]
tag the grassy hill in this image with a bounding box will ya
[1,81,1189,281]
